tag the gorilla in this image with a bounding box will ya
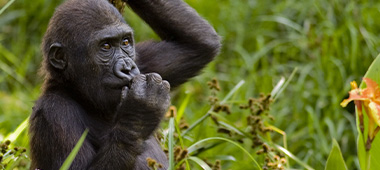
[28,0,220,169]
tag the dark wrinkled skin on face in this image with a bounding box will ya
[28,0,221,169]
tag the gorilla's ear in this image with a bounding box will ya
[48,43,67,70]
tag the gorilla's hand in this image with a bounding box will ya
[117,73,170,140]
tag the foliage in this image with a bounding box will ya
[348,54,380,170]
[0,140,28,169]
[59,130,88,170]
[2,0,380,169]
[324,139,347,170]
[159,78,315,169]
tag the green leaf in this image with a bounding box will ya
[59,129,88,170]
[362,53,380,84]
[220,80,245,104]
[181,80,245,137]
[325,139,348,170]
[275,145,314,170]
[168,118,175,170]
[4,117,28,143]
[176,92,191,122]
[358,53,380,170]
[209,112,248,137]
[187,137,262,170]
[357,134,366,170]
[259,16,304,33]
[0,0,16,15]
[271,67,298,101]
[188,156,212,170]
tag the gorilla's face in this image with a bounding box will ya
[71,23,141,113]
[92,23,140,89]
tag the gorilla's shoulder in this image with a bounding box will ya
[32,92,83,121]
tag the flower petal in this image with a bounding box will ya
[362,78,380,98]
[340,89,368,107]
[354,100,363,116]
[368,101,380,127]
[350,81,358,89]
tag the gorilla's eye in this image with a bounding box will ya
[122,38,130,46]
[101,43,111,50]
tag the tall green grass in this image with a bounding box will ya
[1,0,380,169]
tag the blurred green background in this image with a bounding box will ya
[1,0,380,169]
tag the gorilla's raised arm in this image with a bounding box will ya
[128,0,221,88]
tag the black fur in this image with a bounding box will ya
[29,0,220,169]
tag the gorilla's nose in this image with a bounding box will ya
[114,58,140,81]
[122,60,132,72]
[114,59,131,79]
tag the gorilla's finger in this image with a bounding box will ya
[146,73,163,84]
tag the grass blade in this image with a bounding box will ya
[221,80,245,104]
[270,77,285,98]
[182,80,245,136]
[187,156,212,170]
[275,145,314,170]
[0,0,16,15]
[187,137,262,170]
[176,92,191,122]
[59,129,88,170]
[259,16,303,33]
[4,117,28,142]
[272,67,298,101]
[168,118,175,170]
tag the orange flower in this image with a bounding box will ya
[341,78,380,139]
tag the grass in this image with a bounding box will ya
[1,0,380,169]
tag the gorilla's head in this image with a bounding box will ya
[42,0,140,113]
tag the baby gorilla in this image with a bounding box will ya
[29,0,221,169]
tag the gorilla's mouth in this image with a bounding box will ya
[115,73,137,90]
[121,69,130,75]
[102,74,132,91]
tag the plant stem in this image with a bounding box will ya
[366,150,371,170]
[168,118,175,170]
[364,126,380,170]
[365,135,372,152]
[181,110,212,136]
[359,113,364,134]
[181,80,245,136]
